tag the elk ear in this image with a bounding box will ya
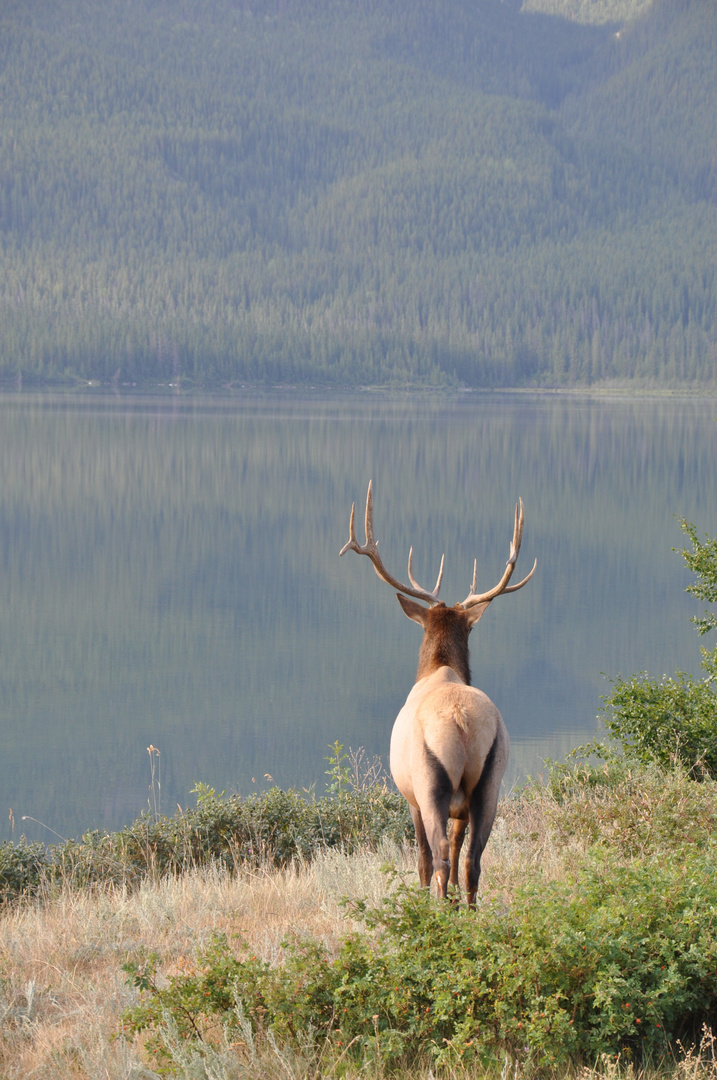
[464,600,491,628]
[396,593,430,627]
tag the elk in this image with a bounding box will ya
[340,482,535,905]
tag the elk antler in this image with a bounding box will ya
[339,480,444,605]
[460,497,537,609]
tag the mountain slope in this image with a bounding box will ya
[0,0,714,387]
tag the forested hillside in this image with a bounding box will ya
[0,0,714,388]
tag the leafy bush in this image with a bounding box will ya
[0,759,412,904]
[600,518,717,777]
[122,849,717,1075]
[0,840,49,904]
[53,782,410,890]
[601,670,717,777]
[682,519,717,639]
[538,753,717,856]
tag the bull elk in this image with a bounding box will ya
[340,482,536,905]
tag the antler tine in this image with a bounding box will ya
[339,481,443,605]
[509,496,523,564]
[500,495,537,594]
[502,557,537,593]
[364,478,375,544]
[460,497,536,609]
[338,479,375,558]
[339,500,359,557]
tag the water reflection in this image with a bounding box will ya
[1,390,715,841]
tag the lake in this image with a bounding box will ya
[1,390,715,843]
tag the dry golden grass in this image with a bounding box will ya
[0,840,416,1079]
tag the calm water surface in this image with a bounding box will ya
[1,390,715,842]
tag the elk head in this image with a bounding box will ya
[340,480,536,685]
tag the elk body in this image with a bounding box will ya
[340,482,535,905]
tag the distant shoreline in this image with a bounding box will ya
[1,380,716,402]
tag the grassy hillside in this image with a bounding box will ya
[3,759,717,1077]
[0,0,714,387]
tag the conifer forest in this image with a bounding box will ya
[1,0,715,388]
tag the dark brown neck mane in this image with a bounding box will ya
[415,605,473,685]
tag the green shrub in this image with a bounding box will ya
[601,670,717,777]
[122,849,717,1075]
[0,840,49,904]
[0,775,412,904]
[599,517,717,777]
[681,519,717,639]
[538,754,717,856]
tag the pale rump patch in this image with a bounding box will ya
[419,683,497,753]
[445,697,470,734]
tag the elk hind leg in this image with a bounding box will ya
[465,738,504,908]
[418,747,454,899]
[449,816,468,903]
[409,805,433,888]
